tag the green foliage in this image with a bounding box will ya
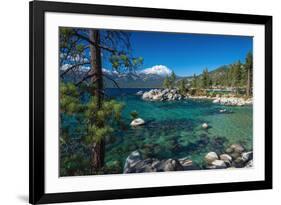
[60,82,124,175]
[188,52,253,96]
[191,74,198,88]
[162,70,176,89]
[130,110,139,120]
[86,125,114,144]
[170,71,176,87]
[109,54,143,73]
[83,97,124,145]
[189,88,207,96]
[60,83,82,115]
[163,76,171,89]
[60,153,89,176]
[59,27,143,174]
[178,79,187,95]
[201,68,211,88]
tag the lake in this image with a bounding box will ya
[104,88,253,168]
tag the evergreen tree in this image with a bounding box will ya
[191,74,198,88]
[59,27,143,173]
[178,79,187,95]
[245,52,253,96]
[170,71,176,88]
[232,61,242,88]
[163,76,171,89]
[202,68,210,88]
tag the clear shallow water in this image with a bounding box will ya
[105,88,253,168]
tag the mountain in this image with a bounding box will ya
[61,64,230,88]
[103,65,172,88]
[60,65,176,88]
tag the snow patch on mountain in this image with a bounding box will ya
[140,65,172,76]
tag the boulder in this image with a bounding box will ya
[136,91,144,95]
[204,152,219,165]
[245,160,253,168]
[230,144,245,154]
[241,151,253,162]
[211,160,227,169]
[219,154,232,166]
[130,118,145,127]
[163,159,183,171]
[230,152,241,160]
[133,159,156,173]
[233,157,245,168]
[202,123,209,129]
[141,89,185,102]
[123,151,142,173]
[212,97,253,106]
[225,147,233,154]
[178,158,198,170]
[225,144,245,160]
[213,99,220,103]
[151,160,162,170]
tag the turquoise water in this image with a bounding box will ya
[105,89,253,168]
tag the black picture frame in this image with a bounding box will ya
[29,1,272,204]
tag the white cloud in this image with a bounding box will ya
[60,63,70,71]
[102,68,111,74]
[140,65,172,76]
[102,68,120,75]
[60,64,90,71]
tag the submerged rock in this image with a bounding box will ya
[130,118,145,127]
[202,123,209,129]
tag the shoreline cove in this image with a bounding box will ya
[99,88,253,175]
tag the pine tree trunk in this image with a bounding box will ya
[246,69,250,97]
[89,29,105,171]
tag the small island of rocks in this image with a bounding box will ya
[140,88,252,106]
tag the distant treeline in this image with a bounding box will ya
[163,52,253,97]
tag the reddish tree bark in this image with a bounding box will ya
[89,29,105,171]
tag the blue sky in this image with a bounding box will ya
[126,31,252,77]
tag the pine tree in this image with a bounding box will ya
[202,68,210,88]
[178,79,187,95]
[163,76,171,89]
[59,27,143,173]
[245,52,253,97]
[170,71,176,88]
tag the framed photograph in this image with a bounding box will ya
[29,0,272,204]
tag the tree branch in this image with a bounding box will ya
[73,30,118,54]
[102,74,121,90]
[75,72,96,86]
[60,62,90,77]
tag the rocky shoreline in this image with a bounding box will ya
[124,144,253,173]
[139,89,252,106]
